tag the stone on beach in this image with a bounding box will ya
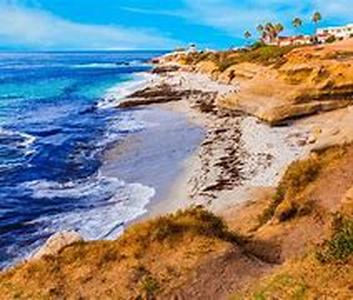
[32,231,83,260]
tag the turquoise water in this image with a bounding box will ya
[0,51,167,269]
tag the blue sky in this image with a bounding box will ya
[0,0,352,50]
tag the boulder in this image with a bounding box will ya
[32,231,83,260]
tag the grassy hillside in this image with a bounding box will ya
[0,207,242,299]
[181,45,296,72]
[233,144,353,299]
[235,215,353,299]
[2,145,353,299]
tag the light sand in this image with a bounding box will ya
[114,70,318,219]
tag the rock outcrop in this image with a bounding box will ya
[169,40,353,125]
[217,46,353,124]
[31,231,83,260]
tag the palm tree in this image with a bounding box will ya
[256,24,264,34]
[274,23,284,38]
[292,17,303,34]
[312,11,322,33]
[244,31,252,39]
[256,22,284,44]
[244,31,252,46]
[264,22,276,42]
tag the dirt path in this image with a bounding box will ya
[166,246,274,300]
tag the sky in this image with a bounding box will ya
[0,0,352,50]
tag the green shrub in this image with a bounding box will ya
[251,41,266,50]
[326,36,336,44]
[140,275,160,299]
[317,214,353,263]
[240,46,295,66]
[122,206,241,245]
[258,157,321,226]
[182,45,296,72]
[214,46,295,71]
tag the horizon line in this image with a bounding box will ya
[0,49,173,53]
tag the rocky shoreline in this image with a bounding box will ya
[30,61,345,261]
[27,59,353,265]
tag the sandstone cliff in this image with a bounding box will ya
[164,40,353,125]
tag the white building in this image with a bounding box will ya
[187,44,197,53]
[263,35,312,47]
[317,24,353,40]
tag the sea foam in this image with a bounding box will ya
[98,72,156,109]
[22,175,156,240]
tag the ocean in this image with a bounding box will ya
[0,51,203,269]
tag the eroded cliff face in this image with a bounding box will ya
[166,40,353,125]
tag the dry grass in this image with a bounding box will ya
[183,45,297,72]
[258,146,347,226]
[1,142,352,299]
[0,207,240,299]
[317,214,353,263]
[234,255,353,299]
[234,145,353,299]
[235,214,353,299]
[257,155,321,226]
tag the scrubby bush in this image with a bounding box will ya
[326,36,336,44]
[181,45,296,72]
[121,206,240,247]
[251,41,266,50]
[140,274,160,299]
[258,156,321,225]
[279,156,321,197]
[317,214,353,263]
[215,46,295,71]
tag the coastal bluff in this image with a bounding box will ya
[158,39,353,126]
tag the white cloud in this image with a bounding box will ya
[0,3,178,50]
[314,0,353,23]
[120,6,187,18]
[182,0,304,37]
[181,0,353,37]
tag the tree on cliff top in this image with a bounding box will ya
[244,31,252,46]
[292,17,303,34]
[312,12,322,33]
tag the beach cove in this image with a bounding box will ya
[120,69,313,219]
[3,41,353,298]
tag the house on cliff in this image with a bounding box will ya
[263,35,312,47]
[317,24,353,40]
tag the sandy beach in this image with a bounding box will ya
[117,69,314,218]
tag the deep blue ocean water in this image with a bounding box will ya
[0,51,166,269]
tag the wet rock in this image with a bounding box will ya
[151,65,180,74]
[118,84,204,108]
